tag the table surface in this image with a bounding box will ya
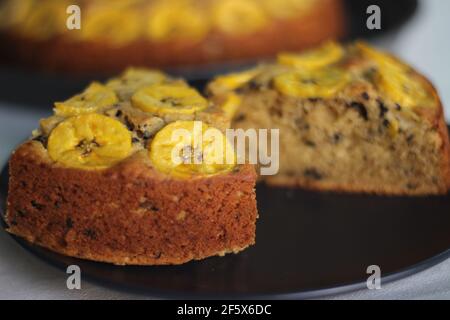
[1,0,450,300]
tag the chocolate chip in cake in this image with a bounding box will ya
[308,98,320,103]
[349,102,368,121]
[246,79,261,92]
[83,229,97,240]
[124,116,135,131]
[285,170,295,177]
[378,100,389,118]
[303,168,323,180]
[31,200,44,210]
[269,105,283,117]
[234,114,246,122]
[16,209,28,217]
[140,201,159,212]
[406,183,418,190]
[395,104,402,111]
[66,218,73,229]
[33,135,47,146]
[304,139,316,147]
[362,92,370,101]
[295,118,310,131]
[333,133,342,144]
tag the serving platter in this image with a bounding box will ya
[2,140,450,299]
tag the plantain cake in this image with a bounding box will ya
[208,42,450,195]
[6,69,258,265]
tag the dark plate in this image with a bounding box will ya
[2,128,450,299]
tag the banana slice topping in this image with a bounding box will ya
[278,41,345,70]
[210,69,260,93]
[54,82,118,117]
[48,114,132,169]
[274,68,350,98]
[131,84,208,116]
[106,68,167,101]
[357,42,433,108]
[150,121,235,178]
[220,93,242,118]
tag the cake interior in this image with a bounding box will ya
[232,89,447,194]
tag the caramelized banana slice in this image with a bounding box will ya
[356,42,407,71]
[377,69,433,108]
[106,68,167,100]
[213,0,267,34]
[357,42,433,108]
[48,114,132,170]
[274,68,350,98]
[150,121,235,178]
[81,7,141,46]
[132,84,208,116]
[54,83,118,117]
[147,1,208,41]
[277,41,345,70]
[210,69,260,93]
[220,93,242,118]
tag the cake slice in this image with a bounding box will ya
[208,42,450,195]
[6,69,258,265]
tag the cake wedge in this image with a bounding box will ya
[208,42,450,195]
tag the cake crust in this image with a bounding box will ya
[6,141,258,265]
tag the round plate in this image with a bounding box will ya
[2,139,450,298]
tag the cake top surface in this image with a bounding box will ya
[34,68,236,177]
[0,0,322,43]
[207,41,440,113]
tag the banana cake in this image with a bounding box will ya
[6,69,258,265]
[0,0,344,74]
[208,42,450,195]
[5,42,450,267]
